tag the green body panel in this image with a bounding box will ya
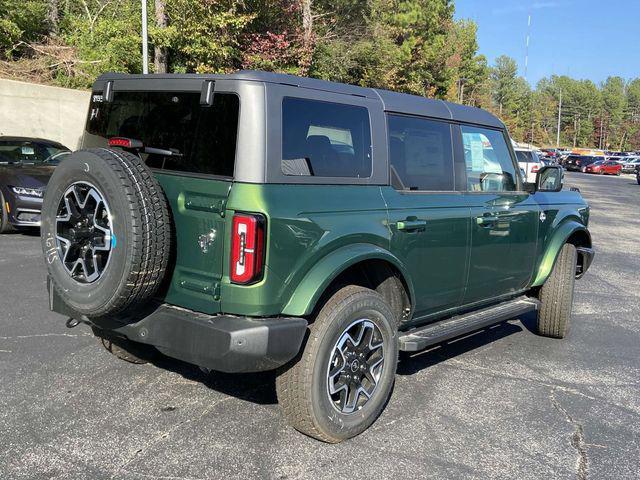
[154,173,589,323]
[154,172,231,314]
[462,192,540,304]
[220,183,390,316]
[382,188,469,319]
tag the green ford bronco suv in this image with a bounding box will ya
[41,71,594,442]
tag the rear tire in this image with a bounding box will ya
[94,328,155,364]
[276,285,398,443]
[536,243,577,338]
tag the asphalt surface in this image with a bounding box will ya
[1,172,639,480]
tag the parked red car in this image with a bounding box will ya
[584,161,622,175]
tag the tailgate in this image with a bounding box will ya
[156,173,230,314]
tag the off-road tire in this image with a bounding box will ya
[276,285,398,443]
[41,148,172,317]
[537,243,577,338]
[0,190,15,234]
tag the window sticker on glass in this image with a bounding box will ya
[466,133,485,172]
[21,146,35,155]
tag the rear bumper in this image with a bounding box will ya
[48,280,307,373]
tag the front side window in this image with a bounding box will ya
[281,97,372,177]
[460,125,518,192]
[387,115,454,191]
[86,91,239,177]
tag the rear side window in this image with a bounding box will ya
[387,115,454,191]
[86,91,239,177]
[281,98,372,177]
[460,125,518,192]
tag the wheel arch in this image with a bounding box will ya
[531,220,592,287]
[281,243,414,318]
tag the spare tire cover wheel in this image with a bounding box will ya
[41,148,172,318]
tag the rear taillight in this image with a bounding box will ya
[230,213,265,284]
[531,165,540,173]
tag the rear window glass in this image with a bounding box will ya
[281,97,372,177]
[515,151,533,163]
[86,91,239,177]
[387,115,454,191]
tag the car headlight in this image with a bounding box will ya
[11,186,44,198]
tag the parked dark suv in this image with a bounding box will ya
[41,71,594,442]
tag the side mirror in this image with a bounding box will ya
[535,165,564,192]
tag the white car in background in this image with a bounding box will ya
[621,157,640,173]
[515,147,544,183]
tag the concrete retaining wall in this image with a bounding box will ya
[0,79,90,150]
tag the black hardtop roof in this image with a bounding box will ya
[95,70,504,128]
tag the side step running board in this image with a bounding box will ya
[399,296,540,352]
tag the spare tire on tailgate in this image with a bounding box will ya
[41,148,172,318]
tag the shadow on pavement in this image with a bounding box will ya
[145,314,538,404]
[150,354,279,405]
[397,318,528,376]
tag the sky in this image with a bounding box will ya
[454,0,640,87]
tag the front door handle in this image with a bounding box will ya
[397,219,427,231]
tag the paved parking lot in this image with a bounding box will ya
[1,172,639,480]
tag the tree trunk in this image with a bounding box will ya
[47,0,59,36]
[619,131,626,151]
[154,0,168,73]
[301,0,313,47]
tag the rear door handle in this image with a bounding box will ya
[397,219,427,231]
[476,215,500,226]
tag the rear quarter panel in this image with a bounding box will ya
[221,183,390,316]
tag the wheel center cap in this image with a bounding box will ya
[350,359,360,373]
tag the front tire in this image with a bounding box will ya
[276,285,398,443]
[537,244,578,338]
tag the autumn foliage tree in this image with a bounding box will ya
[0,0,638,149]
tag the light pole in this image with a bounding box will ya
[141,0,149,74]
[556,88,562,148]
